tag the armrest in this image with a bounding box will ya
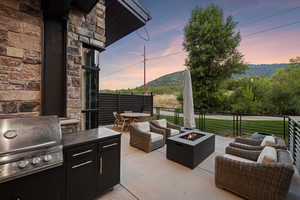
[275,137,287,149]
[167,122,181,131]
[235,137,261,146]
[150,124,166,136]
[129,125,151,140]
[229,142,264,151]
[215,156,294,199]
[225,146,260,161]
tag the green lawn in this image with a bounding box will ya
[159,115,287,138]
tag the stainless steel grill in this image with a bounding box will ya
[0,116,63,183]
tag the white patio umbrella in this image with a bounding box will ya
[183,70,196,129]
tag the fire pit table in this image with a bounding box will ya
[166,130,215,169]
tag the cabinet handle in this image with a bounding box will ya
[103,143,118,149]
[72,160,93,169]
[99,157,103,175]
[72,149,93,157]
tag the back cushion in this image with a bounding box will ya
[260,136,276,146]
[135,122,150,132]
[155,119,167,128]
[257,146,277,163]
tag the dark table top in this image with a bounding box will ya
[63,127,121,149]
[167,130,215,146]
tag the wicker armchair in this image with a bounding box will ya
[215,147,294,200]
[150,119,181,138]
[129,122,166,153]
[229,136,287,151]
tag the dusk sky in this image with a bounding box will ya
[100,0,300,90]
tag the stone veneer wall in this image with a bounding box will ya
[0,0,42,118]
[0,0,105,129]
[66,0,105,127]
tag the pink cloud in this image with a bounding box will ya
[240,27,300,64]
[160,35,184,56]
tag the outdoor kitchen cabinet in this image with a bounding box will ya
[63,132,121,200]
[65,144,98,200]
[97,138,121,193]
[0,166,64,200]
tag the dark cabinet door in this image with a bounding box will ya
[66,144,98,200]
[98,138,121,193]
[0,166,64,200]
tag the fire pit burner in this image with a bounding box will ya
[180,132,205,141]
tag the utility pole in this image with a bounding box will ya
[143,45,146,95]
[135,28,149,95]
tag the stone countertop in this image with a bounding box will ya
[63,127,121,149]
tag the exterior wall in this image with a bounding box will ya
[0,0,106,131]
[66,0,105,127]
[0,0,42,118]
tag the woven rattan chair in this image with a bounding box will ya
[150,119,181,138]
[215,146,294,200]
[229,136,287,151]
[129,122,166,153]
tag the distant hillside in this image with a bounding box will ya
[146,71,185,87]
[233,64,288,79]
[147,64,289,87]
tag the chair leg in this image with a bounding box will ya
[122,121,126,131]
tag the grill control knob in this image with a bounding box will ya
[43,154,52,162]
[32,157,41,165]
[18,160,29,169]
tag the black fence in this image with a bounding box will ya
[98,93,153,125]
[154,107,288,138]
[288,117,300,172]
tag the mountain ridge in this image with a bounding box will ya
[146,63,289,87]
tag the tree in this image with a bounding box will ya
[184,5,247,110]
[290,57,300,64]
[266,59,300,115]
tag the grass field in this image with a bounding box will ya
[159,115,287,138]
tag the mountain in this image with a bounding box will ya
[147,64,289,87]
[146,71,185,87]
[233,64,289,79]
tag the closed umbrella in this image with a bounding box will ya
[183,70,196,129]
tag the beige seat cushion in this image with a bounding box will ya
[154,119,167,128]
[149,132,163,142]
[223,154,255,163]
[170,128,180,136]
[135,122,150,132]
[257,146,277,163]
[260,136,276,146]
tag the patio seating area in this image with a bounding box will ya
[99,128,300,200]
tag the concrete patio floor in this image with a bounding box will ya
[99,130,300,200]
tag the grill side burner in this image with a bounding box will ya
[0,116,63,184]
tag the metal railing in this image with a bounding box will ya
[154,107,288,139]
[288,117,300,172]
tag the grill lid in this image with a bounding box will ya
[0,116,62,156]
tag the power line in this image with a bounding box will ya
[101,61,143,78]
[147,51,184,61]
[244,20,300,38]
[135,27,150,41]
[101,51,186,78]
[243,6,300,26]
